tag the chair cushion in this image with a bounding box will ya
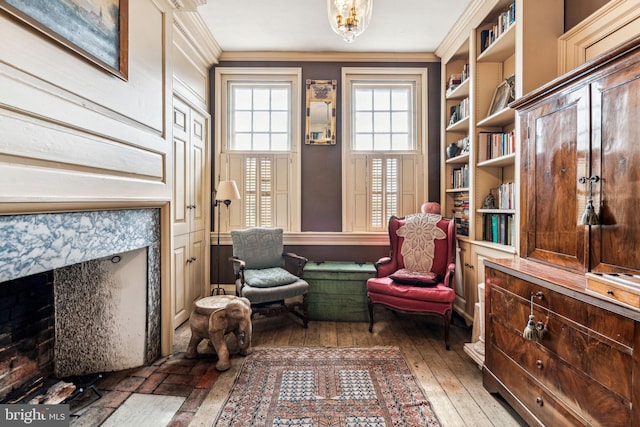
[237,278,309,304]
[367,277,455,304]
[231,228,284,269]
[389,268,439,286]
[243,267,298,288]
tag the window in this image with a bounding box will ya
[352,84,414,151]
[215,68,302,232]
[343,68,428,232]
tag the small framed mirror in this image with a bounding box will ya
[306,79,336,145]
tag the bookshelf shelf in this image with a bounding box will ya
[446,116,470,132]
[477,153,515,168]
[446,153,470,165]
[477,208,516,214]
[446,78,470,100]
[477,107,515,127]
[477,23,516,63]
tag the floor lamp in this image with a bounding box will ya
[212,180,241,295]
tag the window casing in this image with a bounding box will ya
[215,68,302,232]
[343,68,428,232]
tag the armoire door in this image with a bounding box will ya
[589,52,640,274]
[520,85,591,272]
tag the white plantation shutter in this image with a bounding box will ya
[400,155,417,215]
[221,153,292,230]
[273,155,290,228]
[342,68,427,232]
[215,67,301,232]
[348,154,416,232]
[349,156,369,232]
[384,158,399,223]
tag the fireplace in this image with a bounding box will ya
[0,209,161,401]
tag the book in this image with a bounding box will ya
[491,214,499,243]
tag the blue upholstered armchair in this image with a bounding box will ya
[230,227,309,327]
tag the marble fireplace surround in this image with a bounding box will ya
[0,209,161,376]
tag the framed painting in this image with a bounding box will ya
[0,0,128,80]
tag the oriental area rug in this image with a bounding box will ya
[213,346,442,426]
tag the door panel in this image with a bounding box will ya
[521,86,590,272]
[590,61,640,273]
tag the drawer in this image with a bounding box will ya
[586,272,640,311]
[490,317,632,424]
[487,268,635,347]
[487,346,584,427]
[489,285,633,400]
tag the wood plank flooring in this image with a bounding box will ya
[186,309,527,426]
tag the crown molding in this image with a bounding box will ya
[435,0,503,62]
[218,50,439,63]
[173,10,222,65]
[168,0,207,11]
[558,0,640,74]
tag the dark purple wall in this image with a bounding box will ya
[208,60,442,283]
[209,60,441,232]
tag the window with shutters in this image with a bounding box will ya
[214,67,302,232]
[343,68,428,232]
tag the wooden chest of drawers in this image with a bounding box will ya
[484,258,640,426]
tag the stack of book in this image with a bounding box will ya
[446,73,461,93]
[449,97,469,125]
[451,164,469,189]
[497,182,515,210]
[480,1,516,53]
[478,131,515,161]
[453,193,469,236]
[445,64,470,96]
[483,213,514,245]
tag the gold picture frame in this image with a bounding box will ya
[0,0,129,80]
[305,79,336,145]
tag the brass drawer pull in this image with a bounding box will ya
[607,289,614,295]
[536,360,544,369]
[536,397,544,407]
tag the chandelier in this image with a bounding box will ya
[327,0,373,43]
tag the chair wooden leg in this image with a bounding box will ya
[444,309,453,350]
[368,300,374,333]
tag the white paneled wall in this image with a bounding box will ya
[0,0,218,355]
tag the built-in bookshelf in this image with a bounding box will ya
[442,36,471,245]
[438,0,564,324]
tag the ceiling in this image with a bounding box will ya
[196,0,471,53]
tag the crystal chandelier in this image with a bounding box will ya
[327,0,373,43]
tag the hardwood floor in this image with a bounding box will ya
[185,309,527,426]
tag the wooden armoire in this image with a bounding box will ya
[483,35,640,426]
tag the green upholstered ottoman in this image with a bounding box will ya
[304,261,377,322]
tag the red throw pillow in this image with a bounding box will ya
[389,268,440,286]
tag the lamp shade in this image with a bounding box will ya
[215,180,241,201]
[327,0,373,43]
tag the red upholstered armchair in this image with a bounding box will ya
[367,213,456,349]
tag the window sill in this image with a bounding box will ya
[210,231,389,246]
